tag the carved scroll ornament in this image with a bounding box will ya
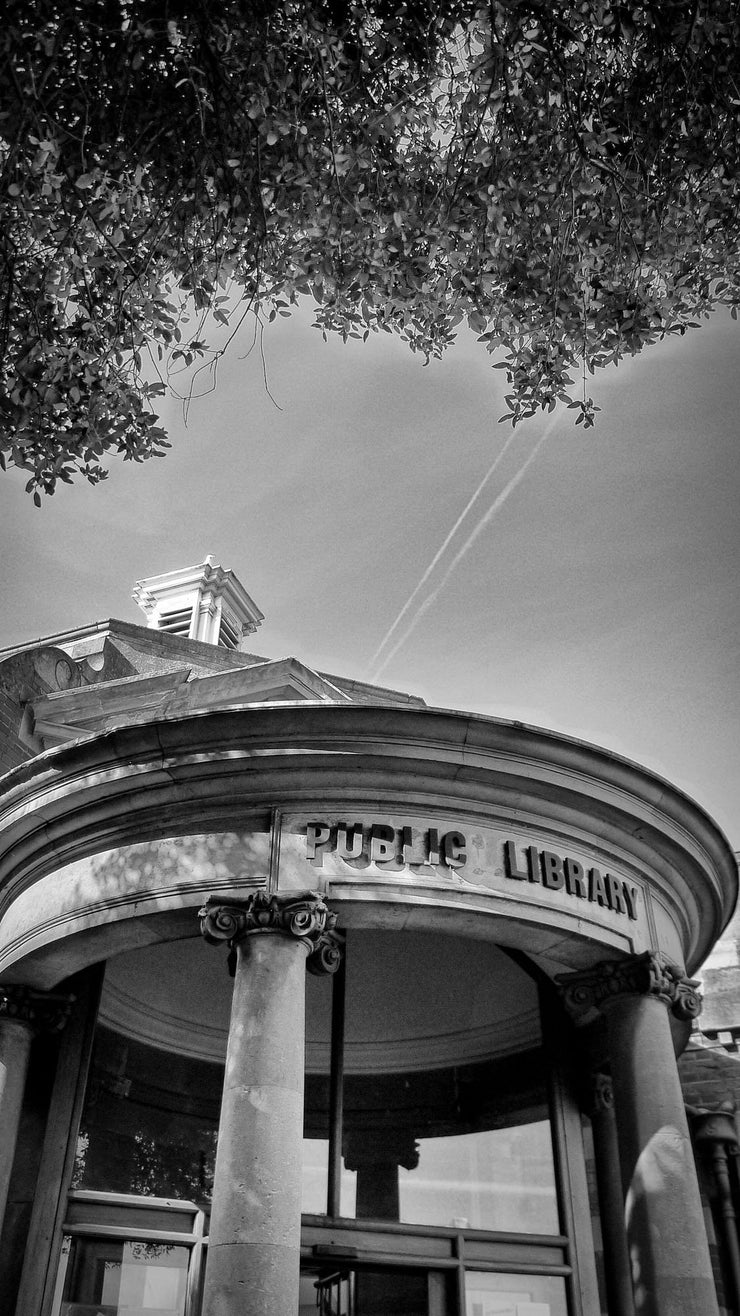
[558,951,702,1024]
[199,892,343,977]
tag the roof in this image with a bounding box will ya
[0,614,426,759]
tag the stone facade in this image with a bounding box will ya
[0,561,736,1316]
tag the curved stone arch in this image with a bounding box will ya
[0,704,735,988]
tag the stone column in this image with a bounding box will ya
[560,953,718,1316]
[589,1072,635,1316]
[343,1129,419,1221]
[693,1106,740,1313]
[0,985,72,1236]
[199,892,342,1316]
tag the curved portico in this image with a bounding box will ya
[0,704,732,987]
[0,591,736,1316]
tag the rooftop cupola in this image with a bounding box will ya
[132,556,264,650]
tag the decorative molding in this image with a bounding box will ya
[0,705,735,982]
[0,872,270,974]
[199,892,343,976]
[0,984,73,1033]
[558,951,702,1023]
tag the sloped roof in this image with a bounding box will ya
[1,616,425,756]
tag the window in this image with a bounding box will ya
[58,929,592,1315]
[305,932,559,1235]
[157,609,192,638]
[51,1194,204,1316]
[73,1030,221,1204]
[217,612,241,650]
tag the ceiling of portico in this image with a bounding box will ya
[98,929,542,1074]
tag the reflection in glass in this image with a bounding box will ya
[58,1236,189,1316]
[75,943,335,1213]
[339,933,558,1233]
[73,1027,222,1203]
[465,1271,568,1316]
[302,1135,329,1214]
[340,1057,557,1232]
[299,1267,450,1316]
[401,1121,558,1233]
[580,1116,608,1315]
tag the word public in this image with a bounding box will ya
[305,822,466,870]
[503,840,639,920]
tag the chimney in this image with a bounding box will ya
[132,556,264,651]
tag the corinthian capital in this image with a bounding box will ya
[199,892,343,977]
[0,984,74,1033]
[558,951,702,1024]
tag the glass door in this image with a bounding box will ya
[300,1264,452,1315]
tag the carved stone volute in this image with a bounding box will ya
[557,951,702,1025]
[199,892,343,977]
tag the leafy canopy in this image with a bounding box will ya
[2,0,739,499]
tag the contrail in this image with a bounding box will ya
[369,416,557,683]
[367,428,519,673]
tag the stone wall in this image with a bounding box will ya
[0,647,81,776]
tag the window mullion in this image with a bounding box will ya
[327,935,347,1218]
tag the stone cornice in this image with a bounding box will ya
[199,892,343,976]
[558,952,703,1023]
[0,984,73,1032]
[0,705,735,974]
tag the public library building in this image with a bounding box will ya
[0,559,737,1316]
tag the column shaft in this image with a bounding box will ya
[202,934,308,1316]
[590,1079,635,1316]
[605,993,719,1316]
[0,1018,33,1234]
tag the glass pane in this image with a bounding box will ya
[354,1269,433,1316]
[580,1116,608,1315]
[465,1271,568,1316]
[59,1237,189,1316]
[300,1267,451,1316]
[80,943,333,1214]
[340,933,559,1233]
[304,968,333,1214]
[400,1121,558,1234]
[302,1134,329,1213]
[74,1026,222,1204]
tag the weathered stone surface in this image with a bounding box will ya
[202,934,308,1316]
[0,1016,33,1235]
[607,993,719,1316]
[1,706,734,989]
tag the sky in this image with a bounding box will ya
[1,306,738,847]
